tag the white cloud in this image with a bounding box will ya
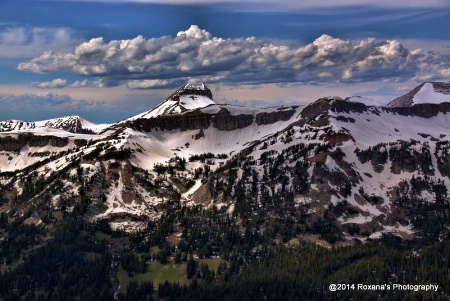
[71,78,112,88]
[31,78,67,89]
[0,27,28,45]
[18,25,450,86]
[0,26,81,59]
[126,79,172,89]
[30,78,120,89]
[71,79,91,88]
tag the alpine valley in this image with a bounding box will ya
[1,82,450,300]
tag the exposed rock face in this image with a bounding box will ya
[56,118,82,133]
[0,134,69,152]
[331,98,368,114]
[128,106,298,132]
[74,139,88,147]
[193,129,205,140]
[129,110,211,132]
[0,135,27,152]
[299,97,367,118]
[255,109,296,125]
[212,108,253,130]
[388,83,425,107]
[166,83,213,102]
[387,102,450,118]
[300,98,333,119]
[124,83,300,132]
[433,82,450,95]
[388,82,450,107]
[0,120,32,132]
[176,84,213,101]
[301,96,450,119]
[30,136,69,148]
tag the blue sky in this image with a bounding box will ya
[0,0,449,122]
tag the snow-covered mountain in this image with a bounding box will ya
[345,96,384,106]
[128,82,215,120]
[388,82,450,107]
[1,82,450,242]
[0,115,111,134]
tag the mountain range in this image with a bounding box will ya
[1,81,450,242]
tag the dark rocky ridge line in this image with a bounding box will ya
[431,82,450,95]
[388,83,425,107]
[300,97,450,120]
[388,81,450,107]
[0,134,70,152]
[127,107,297,132]
[388,102,450,118]
[212,108,253,130]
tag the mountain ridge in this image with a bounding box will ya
[0,115,111,134]
[1,82,450,242]
[388,81,450,107]
[127,82,215,120]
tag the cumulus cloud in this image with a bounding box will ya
[126,79,173,89]
[18,25,450,86]
[71,79,93,88]
[31,78,68,89]
[30,78,120,89]
[0,26,81,59]
[71,78,120,88]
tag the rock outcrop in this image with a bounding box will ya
[0,134,69,152]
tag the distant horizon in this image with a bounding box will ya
[0,79,448,124]
[1,79,446,124]
[0,82,388,124]
[1,0,449,123]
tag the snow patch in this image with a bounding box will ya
[412,82,450,105]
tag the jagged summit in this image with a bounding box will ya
[168,82,213,103]
[387,82,450,107]
[130,82,215,120]
[184,82,207,91]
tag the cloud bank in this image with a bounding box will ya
[0,26,81,59]
[30,78,114,89]
[0,93,97,113]
[18,25,450,88]
[31,78,68,89]
[0,92,149,123]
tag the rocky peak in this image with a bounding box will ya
[388,82,450,107]
[183,82,207,91]
[167,82,213,101]
[130,82,215,119]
